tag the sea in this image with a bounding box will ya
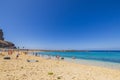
[30,51,120,70]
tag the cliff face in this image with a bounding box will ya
[0,29,16,48]
[0,29,4,40]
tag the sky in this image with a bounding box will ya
[0,0,120,50]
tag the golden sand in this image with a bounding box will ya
[0,51,120,80]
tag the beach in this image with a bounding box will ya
[0,51,120,80]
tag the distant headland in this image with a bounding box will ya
[0,29,16,48]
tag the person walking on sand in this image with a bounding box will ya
[16,53,20,59]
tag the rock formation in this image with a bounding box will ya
[0,29,16,48]
[0,29,4,40]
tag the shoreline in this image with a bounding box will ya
[0,51,120,80]
[29,52,120,70]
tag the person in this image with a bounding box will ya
[56,55,60,60]
[72,56,76,59]
[8,50,13,55]
[16,53,20,59]
[35,53,38,56]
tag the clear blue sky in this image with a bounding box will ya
[0,0,120,50]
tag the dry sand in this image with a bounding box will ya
[0,51,120,80]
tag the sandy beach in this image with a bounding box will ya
[0,51,120,80]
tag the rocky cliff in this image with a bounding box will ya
[0,29,16,48]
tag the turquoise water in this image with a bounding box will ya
[29,51,120,69]
[37,51,120,63]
